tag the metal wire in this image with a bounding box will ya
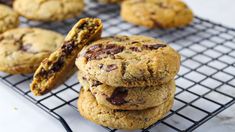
[0,0,235,132]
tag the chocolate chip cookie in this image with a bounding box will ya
[78,71,176,110]
[0,4,19,33]
[76,35,180,88]
[30,18,103,96]
[78,88,174,130]
[0,28,64,74]
[13,0,84,21]
[121,0,193,28]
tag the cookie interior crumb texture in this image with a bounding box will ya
[30,18,103,96]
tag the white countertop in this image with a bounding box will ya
[0,0,235,132]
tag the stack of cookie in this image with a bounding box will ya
[76,35,181,129]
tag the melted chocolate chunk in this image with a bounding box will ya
[143,44,166,50]
[84,44,124,61]
[91,80,102,87]
[106,44,124,55]
[106,88,128,105]
[129,47,141,52]
[89,44,102,51]
[61,41,76,56]
[0,0,13,6]
[37,68,47,78]
[21,44,32,52]
[106,64,118,72]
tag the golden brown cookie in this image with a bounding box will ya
[76,35,180,88]
[121,0,193,28]
[0,4,19,33]
[30,18,103,96]
[13,0,84,21]
[0,28,64,74]
[78,71,176,110]
[78,88,174,130]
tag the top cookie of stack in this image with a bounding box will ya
[76,35,180,88]
[76,35,180,129]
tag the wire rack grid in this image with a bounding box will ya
[0,1,235,132]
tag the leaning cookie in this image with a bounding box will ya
[76,35,180,88]
[121,0,193,28]
[78,88,174,130]
[30,18,103,96]
[13,0,84,21]
[0,4,19,33]
[78,71,176,110]
[0,28,64,74]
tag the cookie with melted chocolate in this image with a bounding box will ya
[78,71,176,110]
[76,35,180,87]
[121,0,193,28]
[78,88,174,130]
[0,28,64,74]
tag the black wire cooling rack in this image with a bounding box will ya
[1,1,235,132]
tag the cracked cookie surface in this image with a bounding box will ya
[13,0,84,21]
[78,71,176,110]
[30,18,103,96]
[0,4,19,33]
[0,28,64,74]
[76,35,180,87]
[121,0,193,28]
[78,88,174,130]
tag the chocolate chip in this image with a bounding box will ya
[106,88,128,105]
[21,44,32,52]
[129,47,141,52]
[143,44,166,50]
[98,64,103,69]
[91,80,102,87]
[61,41,76,56]
[106,64,118,72]
[51,58,64,72]
[82,77,87,80]
[131,41,139,44]
[0,36,4,41]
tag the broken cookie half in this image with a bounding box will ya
[30,18,103,96]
